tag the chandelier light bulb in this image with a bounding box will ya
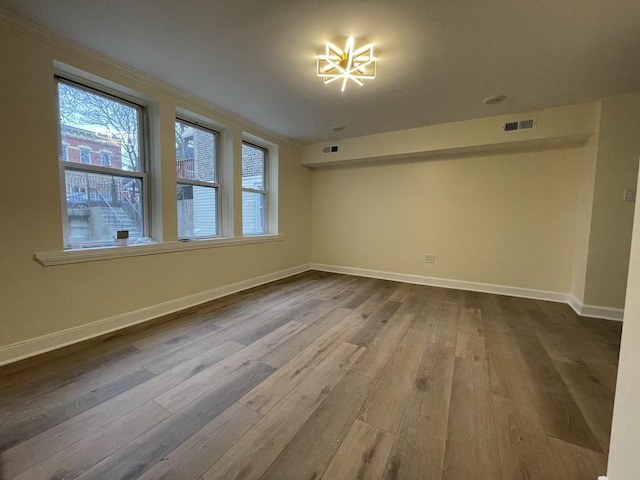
[317,37,376,92]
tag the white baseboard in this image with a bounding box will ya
[567,294,583,317]
[312,263,569,302]
[568,295,624,322]
[598,476,609,480]
[1,262,624,367]
[311,263,625,321]
[0,263,311,367]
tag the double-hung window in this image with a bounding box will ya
[242,142,268,235]
[176,119,220,239]
[80,148,91,164]
[56,78,147,248]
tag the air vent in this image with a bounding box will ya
[503,119,536,132]
[519,119,535,130]
[323,145,339,154]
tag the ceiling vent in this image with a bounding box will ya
[503,119,536,132]
[323,145,339,154]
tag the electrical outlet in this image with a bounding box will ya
[424,254,435,264]
[624,188,636,203]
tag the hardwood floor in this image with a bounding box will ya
[0,271,621,479]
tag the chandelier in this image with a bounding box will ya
[317,37,376,92]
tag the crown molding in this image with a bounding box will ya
[0,7,300,149]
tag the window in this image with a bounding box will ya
[61,144,68,161]
[80,148,91,164]
[175,119,220,238]
[242,142,267,235]
[57,78,146,248]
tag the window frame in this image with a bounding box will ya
[79,147,91,165]
[175,117,222,240]
[61,144,69,161]
[100,151,111,167]
[56,76,150,249]
[241,141,268,236]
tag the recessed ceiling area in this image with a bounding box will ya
[1,0,639,144]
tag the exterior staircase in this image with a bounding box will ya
[92,206,144,241]
[68,204,144,245]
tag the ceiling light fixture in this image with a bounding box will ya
[483,95,506,105]
[317,37,376,92]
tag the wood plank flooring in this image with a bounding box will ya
[0,271,621,479]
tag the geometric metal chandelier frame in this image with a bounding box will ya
[316,36,376,92]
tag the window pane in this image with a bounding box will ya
[178,184,218,238]
[80,149,91,164]
[175,120,217,183]
[65,170,143,246]
[242,191,266,235]
[58,82,141,172]
[242,143,265,189]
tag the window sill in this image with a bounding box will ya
[35,234,284,266]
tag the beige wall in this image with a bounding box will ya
[302,103,599,167]
[311,146,586,293]
[569,132,600,304]
[308,97,640,313]
[607,164,640,479]
[584,93,640,309]
[0,23,311,352]
[2,14,638,368]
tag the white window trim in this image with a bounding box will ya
[242,141,268,236]
[35,234,284,266]
[79,147,91,164]
[100,151,111,167]
[61,143,69,161]
[57,76,150,248]
[176,117,222,240]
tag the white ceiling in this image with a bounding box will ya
[2,0,640,144]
